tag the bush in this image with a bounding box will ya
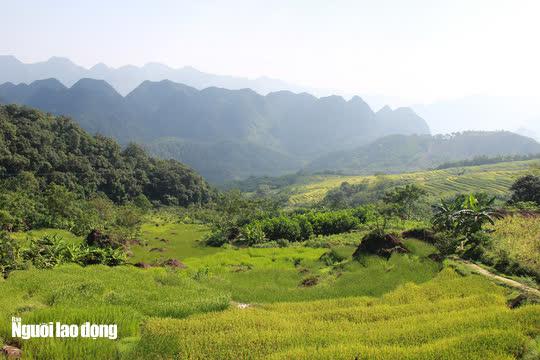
[0,232,22,277]
[22,235,77,269]
[204,230,230,247]
[432,194,501,258]
[259,216,303,242]
[207,206,362,246]
[296,215,314,240]
[0,210,16,231]
[308,211,359,236]
[20,234,127,270]
[241,222,266,245]
[510,175,540,205]
[75,246,126,266]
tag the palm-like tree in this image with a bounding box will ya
[432,194,502,254]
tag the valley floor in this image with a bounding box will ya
[1,220,539,359]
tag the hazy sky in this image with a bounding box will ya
[2,0,540,103]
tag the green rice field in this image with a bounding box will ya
[286,160,537,206]
[2,220,539,359]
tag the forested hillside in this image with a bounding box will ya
[0,78,430,182]
[307,132,540,174]
[0,104,211,205]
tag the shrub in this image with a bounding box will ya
[295,215,314,240]
[22,235,77,269]
[259,216,303,242]
[204,230,229,247]
[0,232,22,277]
[308,211,359,236]
[241,222,266,245]
[0,210,16,231]
[75,246,126,266]
[510,175,540,205]
[432,194,501,258]
[20,234,126,270]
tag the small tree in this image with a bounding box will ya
[432,194,501,257]
[510,175,540,205]
[383,184,427,219]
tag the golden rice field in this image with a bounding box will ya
[286,160,537,206]
[3,221,540,359]
[129,268,540,359]
[488,215,540,277]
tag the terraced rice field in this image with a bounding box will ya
[4,221,539,359]
[130,268,540,359]
[286,160,536,206]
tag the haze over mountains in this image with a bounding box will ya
[0,55,307,97]
[1,55,539,183]
[2,55,539,141]
[307,132,540,174]
[0,77,430,182]
[413,96,540,140]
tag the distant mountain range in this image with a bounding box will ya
[306,132,540,174]
[3,55,539,142]
[0,77,430,182]
[1,57,538,183]
[0,55,308,96]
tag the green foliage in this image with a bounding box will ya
[209,206,364,246]
[288,160,535,206]
[432,194,502,257]
[240,222,267,245]
[203,190,282,246]
[510,175,540,205]
[257,216,303,242]
[74,246,126,267]
[22,235,78,269]
[307,211,360,236]
[0,180,146,243]
[383,184,428,219]
[437,153,540,170]
[20,234,126,269]
[0,104,211,205]
[0,232,22,277]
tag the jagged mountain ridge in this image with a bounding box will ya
[0,78,430,182]
[0,55,307,96]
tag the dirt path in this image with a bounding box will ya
[456,259,540,297]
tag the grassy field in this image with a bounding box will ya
[487,215,540,279]
[130,268,540,359]
[2,220,539,359]
[0,265,229,359]
[285,160,537,206]
[132,221,441,303]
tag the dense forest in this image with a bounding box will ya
[0,104,211,205]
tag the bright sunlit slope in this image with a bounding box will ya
[285,160,537,206]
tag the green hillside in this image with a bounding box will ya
[285,160,538,206]
[307,132,540,174]
[0,104,211,205]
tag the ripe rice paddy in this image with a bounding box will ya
[286,160,536,206]
[2,220,539,359]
